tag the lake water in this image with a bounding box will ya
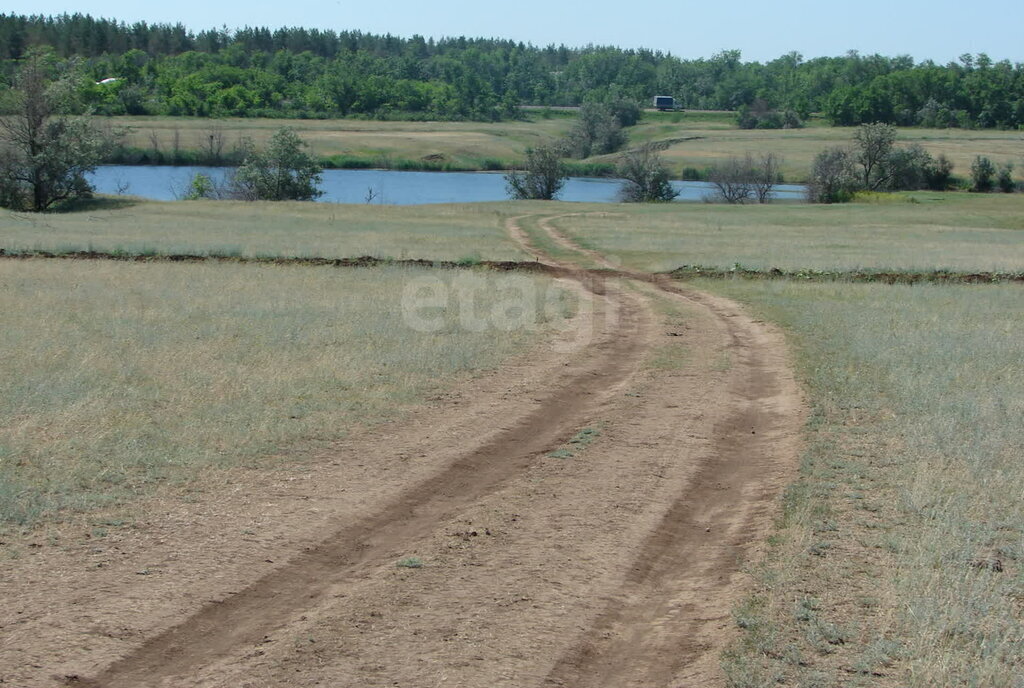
[89,165,807,205]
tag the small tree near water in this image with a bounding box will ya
[707,153,781,204]
[505,144,567,200]
[231,128,323,201]
[0,50,109,211]
[617,144,679,203]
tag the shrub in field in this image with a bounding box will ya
[681,166,709,181]
[996,163,1015,193]
[970,156,996,192]
[606,98,642,127]
[617,143,678,203]
[563,102,626,158]
[884,145,927,191]
[923,153,955,190]
[737,100,803,129]
[810,125,958,201]
[807,147,859,203]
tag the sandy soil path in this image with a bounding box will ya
[1,214,804,688]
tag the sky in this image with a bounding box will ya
[5,0,1023,65]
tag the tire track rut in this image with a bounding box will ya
[72,212,804,688]
[519,214,805,687]
[79,255,648,687]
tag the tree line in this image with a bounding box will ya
[1,13,1023,126]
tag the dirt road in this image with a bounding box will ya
[1,215,804,687]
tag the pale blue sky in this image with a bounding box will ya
[6,0,1022,64]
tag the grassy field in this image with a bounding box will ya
[95,111,1024,182]
[100,114,574,170]
[6,195,1023,273]
[0,200,529,261]
[547,193,1024,273]
[2,186,1020,684]
[621,114,1024,183]
[701,279,1023,687]
[0,260,574,528]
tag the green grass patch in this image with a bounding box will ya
[548,425,603,459]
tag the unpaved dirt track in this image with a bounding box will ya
[2,214,804,688]
[525,215,806,687]
[81,266,647,688]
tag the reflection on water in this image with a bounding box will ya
[89,166,807,205]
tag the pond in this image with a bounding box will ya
[88,165,807,205]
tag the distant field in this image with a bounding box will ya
[0,260,574,527]
[548,193,1024,273]
[6,195,1023,273]
[620,118,1024,183]
[99,115,573,170]
[704,279,1023,687]
[96,112,1024,182]
[0,200,528,261]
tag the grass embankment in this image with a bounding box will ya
[96,113,1023,183]
[0,260,575,528]
[547,193,1024,273]
[5,194,1021,274]
[701,280,1023,687]
[0,200,529,262]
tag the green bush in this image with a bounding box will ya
[996,163,1015,193]
[617,144,679,203]
[970,156,996,193]
[505,143,567,200]
[232,128,323,201]
[808,147,859,203]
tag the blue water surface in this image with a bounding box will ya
[89,166,806,205]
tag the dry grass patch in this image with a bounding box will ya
[0,200,528,262]
[100,115,573,168]
[0,260,575,528]
[621,119,1024,183]
[701,280,1023,687]
[547,194,1024,273]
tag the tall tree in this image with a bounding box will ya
[852,123,897,190]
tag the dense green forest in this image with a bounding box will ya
[1,13,1023,127]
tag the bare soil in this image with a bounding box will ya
[0,214,805,688]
